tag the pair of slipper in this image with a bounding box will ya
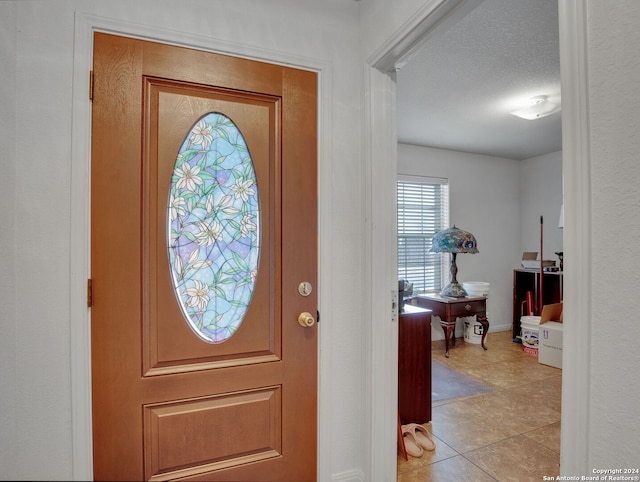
[401,423,435,457]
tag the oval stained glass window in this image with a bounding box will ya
[167,112,260,343]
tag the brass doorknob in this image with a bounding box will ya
[298,312,315,327]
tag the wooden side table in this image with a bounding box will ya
[398,304,432,425]
[413,293,489,357]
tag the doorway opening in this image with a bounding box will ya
[363,0,592,478]
[393,1,563,477]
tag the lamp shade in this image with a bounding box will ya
[429,225,479,254]
[429,225,478,298]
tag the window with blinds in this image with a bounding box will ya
[397,176,449,294]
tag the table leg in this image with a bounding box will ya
[440,320,456,357]
[477,312,489,350]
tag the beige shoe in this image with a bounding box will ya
[405,423,435,451]
[401,424,424,457]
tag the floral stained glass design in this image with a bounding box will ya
[168,112,260,343]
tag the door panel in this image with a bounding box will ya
[143,387,281,478]
[143,79,279,374]
[91,33,317,481]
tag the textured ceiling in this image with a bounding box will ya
[396,0,561,160]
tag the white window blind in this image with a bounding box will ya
[397,176,449,293]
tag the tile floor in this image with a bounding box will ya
[397,330,562,481]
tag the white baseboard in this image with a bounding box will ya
[331,468,365,482]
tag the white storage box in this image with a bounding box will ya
[539,321,563,368]
[538,303,563,369]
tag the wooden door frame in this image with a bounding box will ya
[363,0,591,478]
[70,13,332,480]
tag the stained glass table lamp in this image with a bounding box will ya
[429,225,478,298]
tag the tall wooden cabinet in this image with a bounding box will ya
[398,304,432,425]
[512,269,563,339]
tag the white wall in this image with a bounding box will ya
[0,3,18,481]
[2,1,367,480]
[520,150,564,257]
[398,143,520,337]
[586,0,640,466]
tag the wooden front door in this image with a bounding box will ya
[91,33,317,481]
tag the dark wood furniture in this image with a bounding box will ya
[398,304,432,425]
[413,293,489,358]
[512,269,563,339]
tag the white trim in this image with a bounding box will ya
[365,0,591,477]
[330,468,365,482]
[70,13,94,480]
[557,0,591,473]
[397,173,448,185]
[363,65,399,481]
[369,0,482,73]
[70,12,332,481]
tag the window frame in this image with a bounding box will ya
[396,174,450,295]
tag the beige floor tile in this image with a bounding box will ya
[431,402,519,453]
[432,332,527,370]
[525,422,561,454]
[398,455,497,482]
[398,329,562,481]
[432,391,485,408]
[456,357,560,390]
[443,389,561,434]
[464,435,560,482]
[397,431,459,474]
[511,376,562,412]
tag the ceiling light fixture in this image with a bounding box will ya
[510,95,560,120]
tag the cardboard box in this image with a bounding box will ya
[521,252,539,269]
[539,303,563,368]
[520,252,557,270]
[540,302,563,323]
